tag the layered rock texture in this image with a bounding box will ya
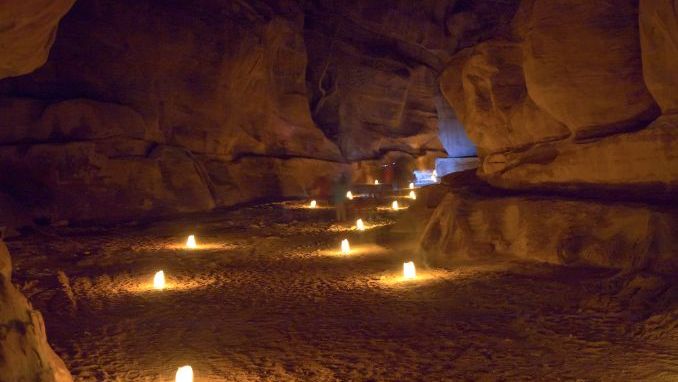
[440,0,677,192]
[0,237,73,381]
[0,0,75,79]
[419,172,678,273]
[425,0,678,271]
[0,0,518,226]
[0,0,350,225]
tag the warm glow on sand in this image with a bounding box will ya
[341,239,350,255]
[346,191,353,200]
[176,365,193,382]
[186,234,197,249]
[409,190,416,200]
[374,179,379,185]
[403,261,416,279]
[391,200,399,210]
[153,270,165,290]
[309,200,317,208]
[409,182,414,189]
[356,218,365,231]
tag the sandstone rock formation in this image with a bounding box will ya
[303,0,518,162]
[0,237,73,381]
[640,0,678,114]
[0,0,524,226]
[0,0,75,79]
[419,173,678,273]
[429,0,678,270]
[0,0,349,225]
[439,0,677,193]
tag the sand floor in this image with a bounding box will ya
[7,201,678,381]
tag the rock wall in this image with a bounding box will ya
[0,237,72,381]
[0,0,350,226]
[440,0,678,193]
[0,0,75,79]
[0,0,525,226]
[425,0,678,271]
[303,0,520,160]
[419,178,678,273]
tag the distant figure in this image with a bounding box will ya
[332,173,350,222]
[394,156,415,189]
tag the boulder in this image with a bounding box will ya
[0,238,73,381]
[0,0,75,79]
[420,186,678,273]
[640,0,678,114]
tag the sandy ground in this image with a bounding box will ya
[7,201,678,381]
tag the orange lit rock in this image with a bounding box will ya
[0,238,73,381]
[640,0,678,114]
[439,0,676,193]
[522,0,659,136]
[0,0,75,79]
[420,187,678,273]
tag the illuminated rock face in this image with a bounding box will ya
[0,0,75,79]
[419,177,678,272]
[440,0,677,193]
[0,0,520,226]
[640,0,678,114]
[0,0,348,225]
[0,239,72,381]
[303,0,519,163]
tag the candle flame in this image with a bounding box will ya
[186,234,197,249]
[346,191,353,200]
[341,239,350,255]
[309,200,317,208]
[391,200,399,210]
[374,179,379,185]
[431,170,438,182]
[409,190,416,200]
[356,218,365,231]
[176,365,193,382]
[403,261,416,279]
[409,182,414,189]
[153,270,165,290]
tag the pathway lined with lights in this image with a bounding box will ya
[7,201,678,381]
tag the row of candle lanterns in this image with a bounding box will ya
[155,187,419,380]
[309,190,415,211]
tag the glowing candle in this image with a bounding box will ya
[409,190,416,200]
[346,191,353,200]
[356,218,365,231]
[176,365,193,382]
[403,261,416,279]
[186,234,197,249]
[309,200,317,208]
[431,170,438,182]
[153,270,165,290]
[374,179,379,185]
[341,239,350,255]
[391,200,399,210]
[409,182,414,189]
